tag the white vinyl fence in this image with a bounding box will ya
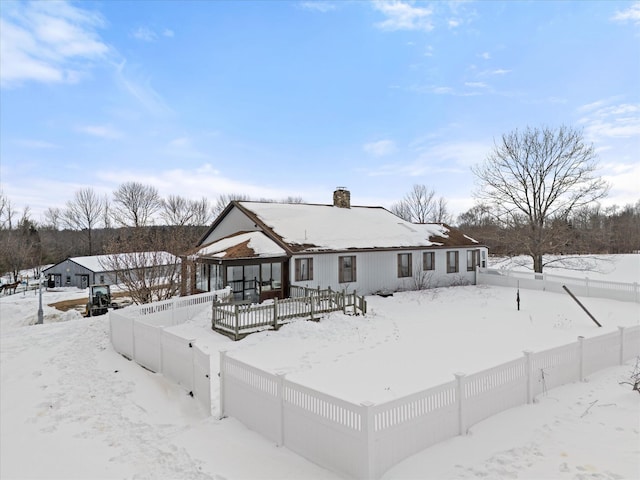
[110,288,231,414]
[478,267,640,303]
[220,325,640,480]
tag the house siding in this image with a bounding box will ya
[289,247,487,295]
[201,208,259,245]
[42,260,112,288]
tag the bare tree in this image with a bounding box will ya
[433,197,452,224]
[189,197,213,226]
[101,228,182,304]
[282,196,304,204]
[211,193,251,219]
[161,195,213,226]
[472,125,609,272]
[62,188,105,255]
[43,207,62,230]
[391,184,450,223]
[0,191,17,230]
[102,194,112,229]
[1,209,41,282]
[112,182,162,228]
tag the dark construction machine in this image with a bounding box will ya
[85,284,121,317]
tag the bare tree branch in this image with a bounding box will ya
[112,182,162,228]
[472,125,609,272]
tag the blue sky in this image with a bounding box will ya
[1,0,639,222]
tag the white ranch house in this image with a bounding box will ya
[183,189,488,301]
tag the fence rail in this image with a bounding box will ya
[478,267,639,303]
[220,325,640,479]
[213,287,367,340]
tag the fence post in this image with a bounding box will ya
[219,350,227,419]
[523,350,533,404]
[234,304,240,341]
[273,297,279,330]
[360,401,375,479]
[276,372,286,447]
[619,326,625,365]
[578,336,585,381]
[353,290,357,314]
[343,290,347,315]
[455,372,466,436]
[585,277,590,298]
[310,294,315,321]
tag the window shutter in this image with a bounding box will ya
[397,254,402,277]
[309,258,313,280]
[339,257,344,283]
[295,259,300,282]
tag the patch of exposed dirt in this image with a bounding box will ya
[49,291,132,312]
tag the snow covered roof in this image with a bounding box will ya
[193,231,287,260]
[235,202,477,252]
[43,252,180,273]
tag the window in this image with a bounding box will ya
[467,250,480,271]
[295,258,313,281]
[99,275,105,284]
[339,256,356,283]
[262,262,282,289]
[446,251,459,273]
[397,253,412,278]
[423,252,435,271]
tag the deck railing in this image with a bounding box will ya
[212,286,367,340]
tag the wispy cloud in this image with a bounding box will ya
[362,140,489,177]
[578,101,640,140]
[114,60,171,115]
[577,99,640,206]
[164,136,209,159]
[0,1,109,88]
[13,139,59,149]
[76,124,123,139]
[483,68,511,76]
[131,26,174,42]
[299,1,337,13]
[363,139,397,157]
[448,18,460,28]
[96,163,286,201]
[478,52,491,60]
[611,2,640,25]
[465,82,488,89]
[373,1,434,32]
[132,27,157,42]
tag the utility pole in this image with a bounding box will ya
[37,274,43,325]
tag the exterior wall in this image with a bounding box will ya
[289,247,488,295]
[201,207,259,245]
[43,260,95,288]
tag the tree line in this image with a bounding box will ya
[1,125,638,283]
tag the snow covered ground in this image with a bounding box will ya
[1,255,638,479]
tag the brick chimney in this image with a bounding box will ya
[333,187,350,208]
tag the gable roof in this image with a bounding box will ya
[196,201,480,258]
[192,231,287,260]
[43,252,180,274]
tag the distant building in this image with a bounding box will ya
[183,189,488,301]
[43,252,180,288]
